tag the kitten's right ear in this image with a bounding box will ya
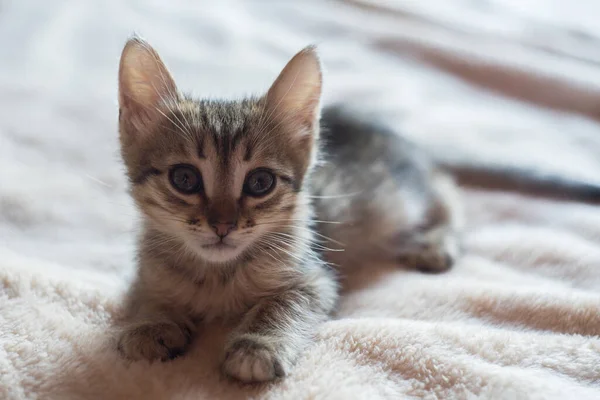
[118,37,178,134]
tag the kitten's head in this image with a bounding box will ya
[118,38,322,265]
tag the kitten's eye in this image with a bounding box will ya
[244,169,276,197]
[169,164,203,194]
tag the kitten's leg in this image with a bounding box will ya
[317,169,463,273]
[394,226,460,272]
[394,172,463,272]
[222,271,337,383]
[117,300,195,362]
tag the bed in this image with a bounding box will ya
[1,1,600,398]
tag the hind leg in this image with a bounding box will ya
[395,172,463,272]
[319,171,463,274]
[395,226,460,272]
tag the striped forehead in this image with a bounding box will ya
[170,99,261,198]
[174,99,260,162]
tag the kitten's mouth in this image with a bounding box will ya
[201,241,236,249]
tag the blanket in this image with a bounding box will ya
[2,1,600,398]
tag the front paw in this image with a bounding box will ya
[117,321,192,362]
[222,335,286,383]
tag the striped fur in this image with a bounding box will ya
[116,37,461,383]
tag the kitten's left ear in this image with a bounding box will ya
[118,37,178,137]
[266,46,322,131]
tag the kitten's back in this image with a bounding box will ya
[311,106,461,273]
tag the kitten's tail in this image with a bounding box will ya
[440,162,600,203]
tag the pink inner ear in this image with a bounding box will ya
[266,46,323,129]
[118,38,178,116]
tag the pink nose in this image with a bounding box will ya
[211,222,236,238]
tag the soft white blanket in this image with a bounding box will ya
[2,1,600,399]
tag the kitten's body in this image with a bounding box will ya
[313,107,460,272]
[116,39,459,383]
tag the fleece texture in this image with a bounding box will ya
[1,1,600,399]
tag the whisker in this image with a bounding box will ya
[144,74,196,145]
[153,106,194,145]
[145,237,182,256]
[149,57,196,143]
[264,231,344,252]
[256,237,327,268]
[267,218,343,225]
[253,239,287,264]
[255,237,306,264]
[259,234,333,263]
[173,97,196,144]
[267,237,342,253]
[306,192,362,199]
[83,173,113,188]
[252,223,346,246]
[152,216,190,224]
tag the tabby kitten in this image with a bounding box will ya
[116,37,461,383]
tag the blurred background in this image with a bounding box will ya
[1,0,600,285]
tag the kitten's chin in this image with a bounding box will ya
[190,241,247,264]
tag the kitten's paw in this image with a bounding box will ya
[401,234,460,273]
[117,321,192,362]
[222,335,285,383]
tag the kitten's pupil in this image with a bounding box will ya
[174,169,194,189]
[245,169,275,197]
[169,164,202,194]
[180,173,190,186]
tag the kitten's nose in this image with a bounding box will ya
[210,221,236,238]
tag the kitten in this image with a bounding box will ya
[116,37,461,383]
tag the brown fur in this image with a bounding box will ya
[115,37,461,383]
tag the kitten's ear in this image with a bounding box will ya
[118,37,178,132]
[266,46,322,131]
